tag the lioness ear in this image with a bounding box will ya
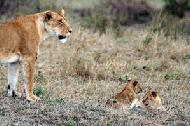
[45,11,52,21]
[60,8,65,16]
[133,81,138,86]
[152,91,157,97]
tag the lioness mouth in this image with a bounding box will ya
[58,35,67,44]
[58,35,66,40]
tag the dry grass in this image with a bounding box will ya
[35,22,190,124]
[1,21,190,125]
[0,1,190,125]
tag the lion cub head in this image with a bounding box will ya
[130,87,165,111]
[127,80,142,94]
[142,87,165,110]
[43,9,72,44]
[106,80,142,109]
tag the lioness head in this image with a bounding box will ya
[127,80,142,93]
[44,9,72,44]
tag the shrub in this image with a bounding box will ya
[150,10,190,39]
[0,0,58,17]
[164,0,190,18]
[75,0,153,35]
[103,0,152,25]
[81,11,108,34]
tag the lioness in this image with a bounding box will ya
[129,87,166,111]
[106,80,142,109]
[0,9,72,102]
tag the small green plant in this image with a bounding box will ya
[107,123,113,126]
[63,119,76,126]
[0,109,5,116]
[143,34,153,45]
[33,85,45,97]
[163,71,186,80]
[183,54,190,60]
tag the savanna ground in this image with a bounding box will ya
[0,0,190,125]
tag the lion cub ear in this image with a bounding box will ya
[45,11,53,21]
[60,8,65,16]
[127,79,131,82]
[152,91,157,97]
[133,81,138,86]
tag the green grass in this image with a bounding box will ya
[143,34,153,45]
[163,71,186,80]
[33,85,45,97]
[183,54,190,60]
[63,119,76,126]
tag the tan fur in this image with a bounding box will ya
[130,87,166,111]
[106,80,142,109]
[0,9,72,102]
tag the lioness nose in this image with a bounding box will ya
[68,29,72,33]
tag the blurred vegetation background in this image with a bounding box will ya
[0,0,190,38]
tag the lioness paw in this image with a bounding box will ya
[26,95,40,102]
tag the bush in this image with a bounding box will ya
[103,0,152,25]
[75,0,153,35]
[0,0,58,17]
[0,0,26,16]
[149,10,190,39]
[164,0,190,18]
[80,10,109,34]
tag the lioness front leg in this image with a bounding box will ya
[7,62,21,97]
[22,57,40,102]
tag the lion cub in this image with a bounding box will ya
[129,87,165,111]
[106,80,142,109]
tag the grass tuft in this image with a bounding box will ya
[33,85,45,97]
